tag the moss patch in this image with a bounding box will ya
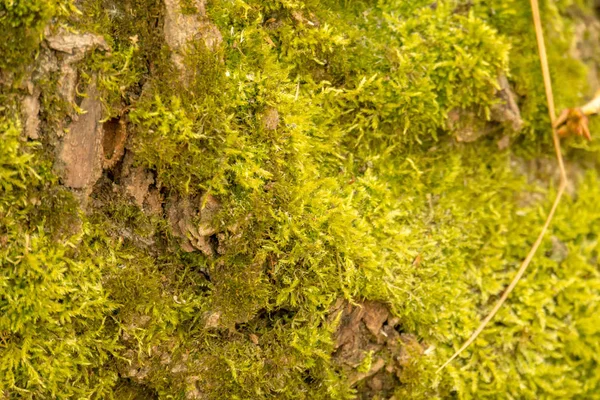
[2,0,600,398]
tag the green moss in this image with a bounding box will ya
[0,109,119,398]
[3,0,600,398]
[0,0,75,75]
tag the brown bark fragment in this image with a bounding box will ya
[46,31,109,104]
[46,32,108,55]
[121,152,155,207]
[491,75,523,132]
[449,75,523,142]
[56,84,104,190]
[163,0,222,73]
[362,301,390,338]
[262,107,280,131]
[330,300,427,399]
[22,88,41,139]
[167,193,221,256]
[145,188,164,215]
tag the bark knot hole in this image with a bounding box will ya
[102,117,127,169]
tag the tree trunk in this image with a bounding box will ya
[2,0,600,398]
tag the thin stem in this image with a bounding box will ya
[437,0,568,372]
[530,0,567,181]
[437,183,565,373]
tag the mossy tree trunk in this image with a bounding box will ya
[2,0,600,399]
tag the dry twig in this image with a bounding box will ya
[437,0,568,372]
